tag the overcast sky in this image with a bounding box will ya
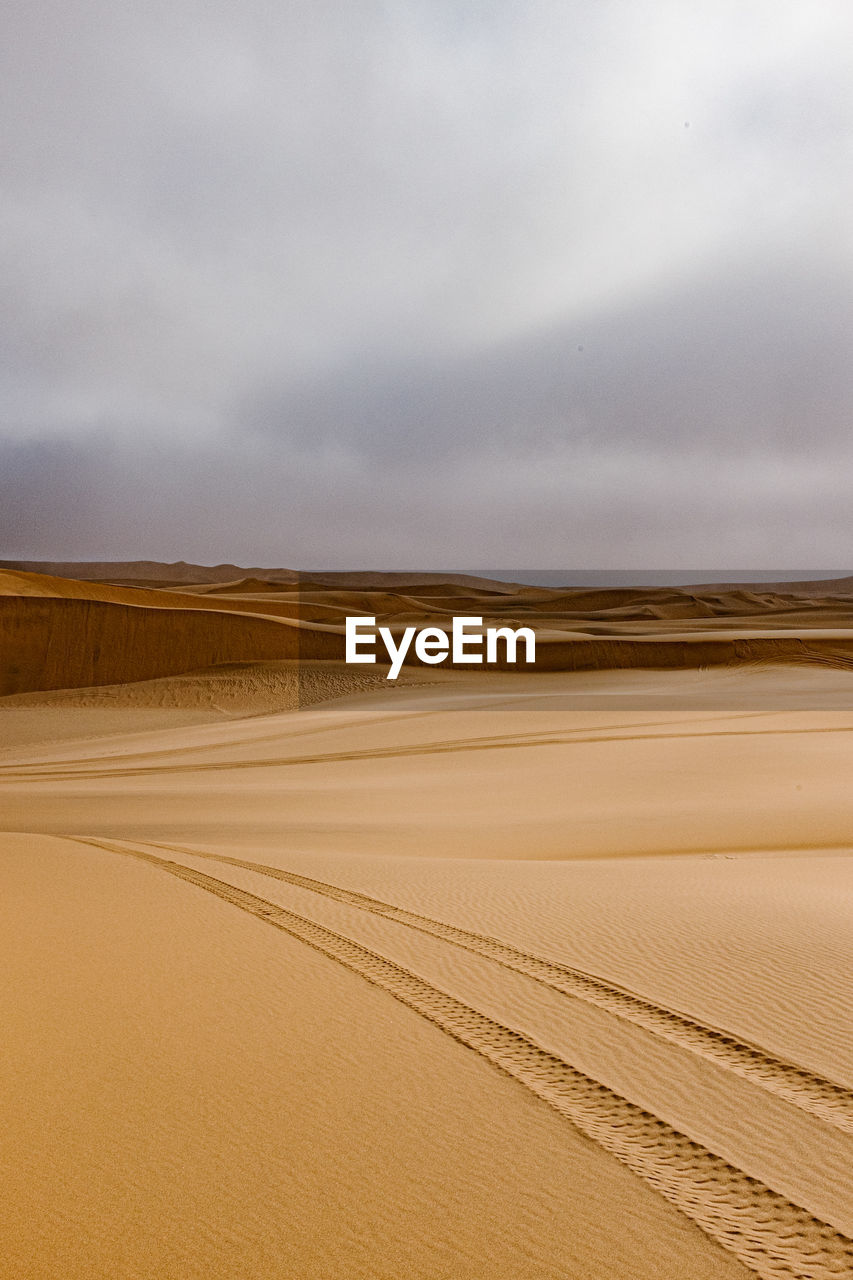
[2,1,852,567]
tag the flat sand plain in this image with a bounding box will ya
[2,569,853,1279]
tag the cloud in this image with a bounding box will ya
[3,394,852,567]
[244,245,853,464]
[1,1,852,563]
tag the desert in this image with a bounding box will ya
[2,563,853,1279]
[6,2,853,1274]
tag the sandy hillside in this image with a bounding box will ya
[2,633,853,1278]
[5,566,853,697]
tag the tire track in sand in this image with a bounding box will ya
[70,835,853,1280]
[130,837,853,1136]
[8,716,850,781]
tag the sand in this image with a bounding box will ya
[5,566,853,696]
[2,568,853,1278]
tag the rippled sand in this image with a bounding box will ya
[2,665,853,1278]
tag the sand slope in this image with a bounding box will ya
[4,567,853,696]
[2,666,853,1277]
[2,831,758,1280]
[3,568,853,1277]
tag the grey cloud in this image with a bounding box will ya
[1,2,853,564]
[243,248,853,463]
[3,419,853,567]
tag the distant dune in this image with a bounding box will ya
[4,565,850,696]
[0,558,300,584]
[0,560,526,591]
[3,564,853,695]
[685,575,853,597]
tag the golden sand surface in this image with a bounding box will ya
[1,831,752,1280]
[2,570,853,1278]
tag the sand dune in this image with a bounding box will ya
[108,835,853,1135]
[0,557,301,584]
[3,676,853,1276]
[5,566,853,696]
[0,660,420,747]
[53,834,853,1273]
[0,596,321,695]
[686,575,853,597]
[176,576,299,594]
[2,831,761,1280]
[0,559,527,591]
[3,566,853,1277]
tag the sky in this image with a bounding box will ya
[2,1,852,568]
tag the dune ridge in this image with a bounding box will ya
[0,558,301,584]
[0,560,525,591]
[0,596,330,696]
[4,566,853,696]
